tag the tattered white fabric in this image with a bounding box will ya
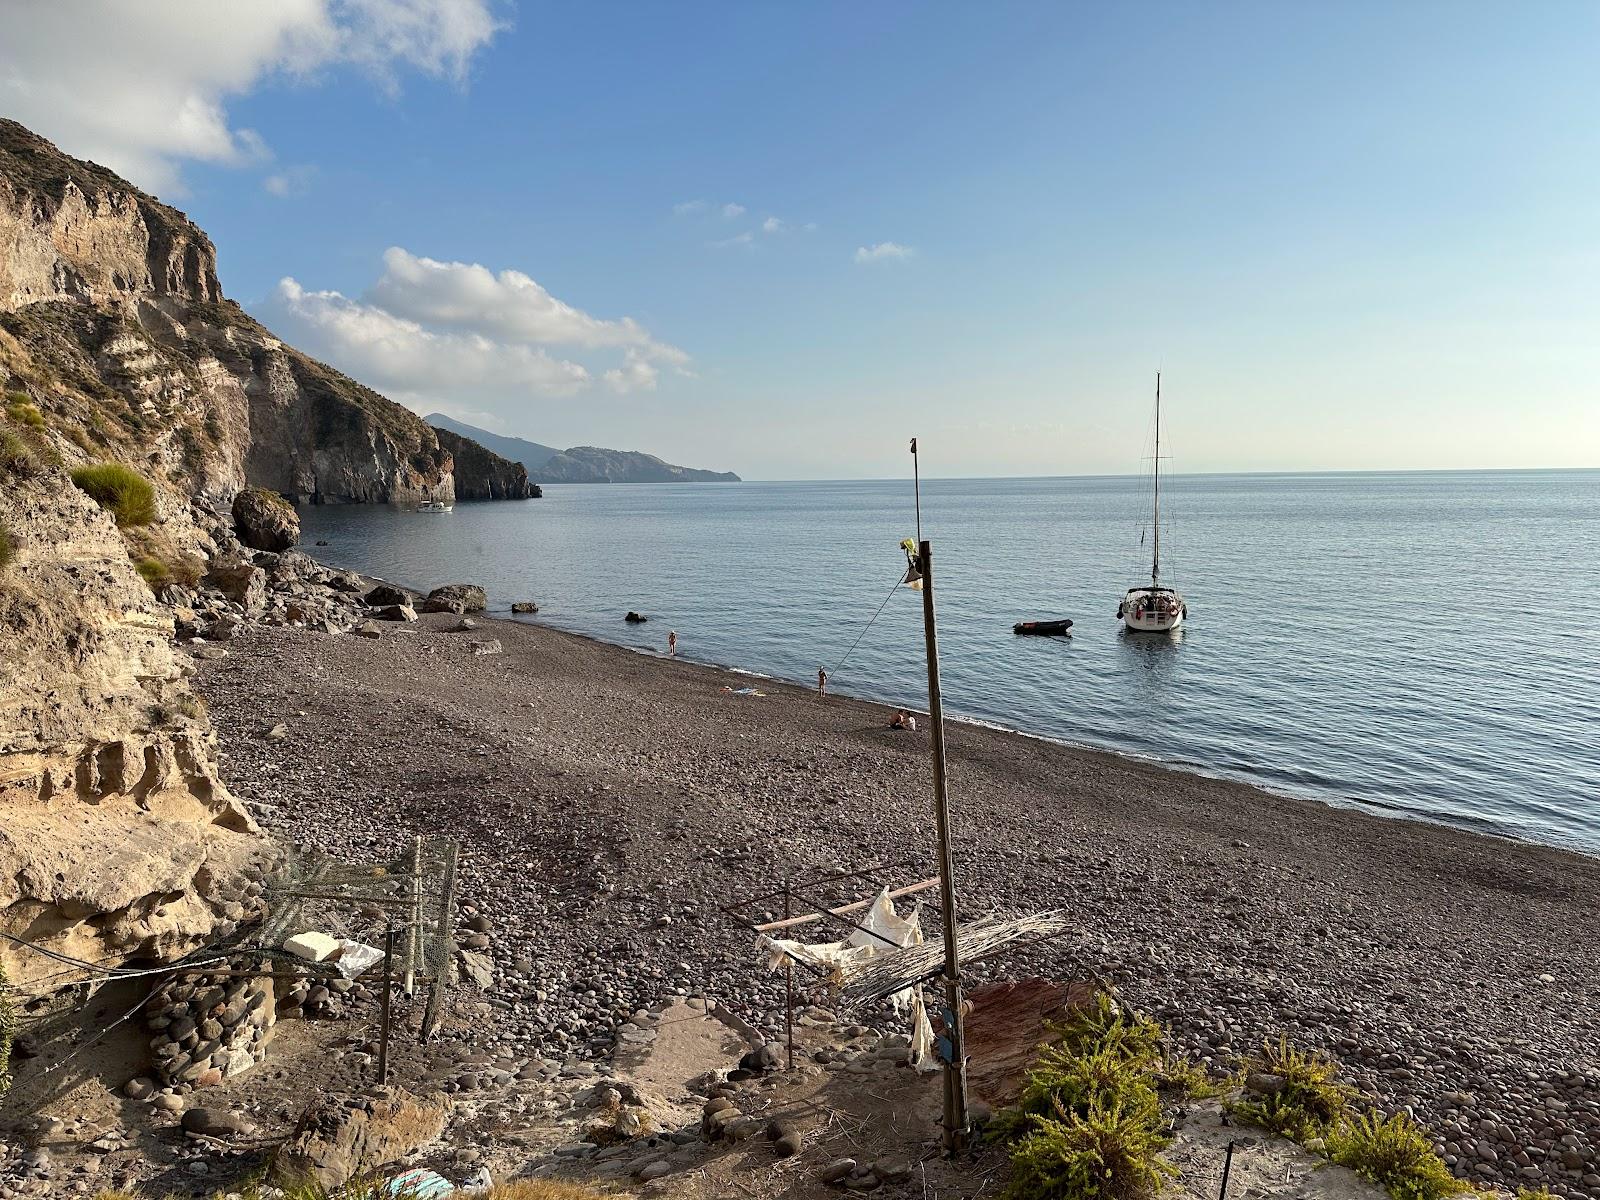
[335,939,385,979]
[757,885,936,1069]
[908,989,937,1073]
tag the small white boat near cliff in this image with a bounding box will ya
[1117,373,1187,634]
[417,499,454,513]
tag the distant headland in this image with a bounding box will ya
[426,413,741,484]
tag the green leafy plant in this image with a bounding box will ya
[1054,991,1165,1065]
[132,549,203,591]
[992,993,1167,1139]
[1011,1046,1165,1133]
[1004,1094,1176,1200]
[1328,1110,1469,1200]
[1155,1053,1224,1099]
[70,462,157,526]
[993,992,1177,1199]
[1230,1036,1352,1141]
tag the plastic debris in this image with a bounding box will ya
[380,1168,454,1197]
[335,939,385,978]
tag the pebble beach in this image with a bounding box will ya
[193,609,1600,1196]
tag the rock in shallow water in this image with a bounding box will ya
[423,583,487,614]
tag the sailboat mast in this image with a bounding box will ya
[1151,372,1161,587]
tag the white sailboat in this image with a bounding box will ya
[1117,373,1186,633]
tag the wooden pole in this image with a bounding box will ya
[911,438,922,547]
[918,539,969,1153]
[751,878,939,934]
[422,839,459,1043]
[403,836,422,996]
[378,926,395,1085]
[783,878,796,1071]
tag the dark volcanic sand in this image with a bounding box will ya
[193,613,1600,1195]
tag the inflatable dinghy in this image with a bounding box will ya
[1013,618,1073,637]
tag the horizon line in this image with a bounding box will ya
[709,465,1599,485]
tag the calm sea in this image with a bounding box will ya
[298,471,1600,854]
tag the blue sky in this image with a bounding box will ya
[5,2,1598,478]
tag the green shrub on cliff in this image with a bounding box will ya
[134,557,170,588]
[5,395,45,429]
[0,428,37,478]
[71,462,156,526]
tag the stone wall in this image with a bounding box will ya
[146,965,276,1088]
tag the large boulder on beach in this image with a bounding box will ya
[364,583,412,607]
[273,1088,449,1189]
[422,583,487,614]
[205,557,266,616]
[231,488,299,552]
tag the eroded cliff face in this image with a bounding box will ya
[0,118,528,996]
[0,467,274,992]
[0,120,220,310]
[0,117,529,505]
[433,425,537,500]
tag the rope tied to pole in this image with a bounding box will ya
[829,567,910,678]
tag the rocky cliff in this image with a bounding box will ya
[0,118,529,998]
[433,426,538,500]
[0,117,531,506]
[0,449,274,993]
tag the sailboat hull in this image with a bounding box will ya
[1119,588,1185,633]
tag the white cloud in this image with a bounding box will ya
[0,1,504,195]
[672,199,708,216]
[263,164,317,197]
[761,216,786,234]
[268,277,593,402]
[721,202,746,219]
[602,350,660,394]
[256,247,688,414]
[367,248,689,366]
[710,231,755,249]
[855,241,914,264]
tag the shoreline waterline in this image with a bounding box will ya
[297,472,1600,855]
[364,573,1598,865]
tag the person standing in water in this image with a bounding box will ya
[668,631,677,657]
[817,667,828,697]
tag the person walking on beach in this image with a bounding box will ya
[817,667,828,697]
[668,630,677,657]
